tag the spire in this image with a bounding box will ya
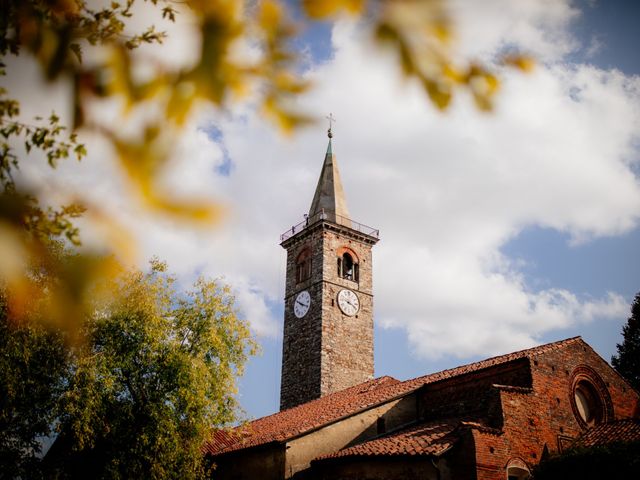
[308,120,350,222]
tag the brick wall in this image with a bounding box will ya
[464,340,640,479]
[419,359,532,426]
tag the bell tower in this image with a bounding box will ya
[279,125,379,411]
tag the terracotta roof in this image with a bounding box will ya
[314,418,463,461]
[205,376,401,455]
[574,418,640,447]
[205,336,582,456]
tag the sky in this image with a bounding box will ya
[7,0,640,420]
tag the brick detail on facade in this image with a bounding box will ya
[463,340,638,479]
[207,337,640,480]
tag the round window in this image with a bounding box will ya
[574,381,602,426]
[569,366,612,429]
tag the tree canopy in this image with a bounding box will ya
[612,292,640,392]
[0,294,68,480]
[1,259,256,479]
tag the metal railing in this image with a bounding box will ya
[280,210,379,242]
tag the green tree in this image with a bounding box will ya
[612,292,640,392]
[40,259,256,479]
[0,294,68,480]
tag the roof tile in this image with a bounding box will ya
[206,337,582,456]
[314,418,463,460]
[574,418,640,447]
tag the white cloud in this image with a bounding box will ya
[585,34,604,58]
[448,0,581,61]
[9,0,640,357]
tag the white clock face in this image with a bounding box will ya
[294,290,311,318]
[337,289,359,316]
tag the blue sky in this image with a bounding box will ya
[234,0,640,419]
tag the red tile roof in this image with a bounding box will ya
[205,336,582,456]
[574,418,640,447]
[205,376,400,455]
[315,418,463,460]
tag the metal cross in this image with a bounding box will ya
[326,113,336,131]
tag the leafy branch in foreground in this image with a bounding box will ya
[0,0,533,335]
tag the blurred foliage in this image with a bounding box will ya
[612,292,640,392]
[0,0,532,337]
[1,259,256,479]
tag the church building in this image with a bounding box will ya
[206,129,640,480]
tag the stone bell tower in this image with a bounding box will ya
[279,125,379,411]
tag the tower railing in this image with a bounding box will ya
[280,210,379,242]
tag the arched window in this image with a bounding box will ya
[296,249,312,283]
[574,380,603,427]
[569,366,613,429]
[506,458,530,480]
[506,466,530,480]
[337,251,359,282]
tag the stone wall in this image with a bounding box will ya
[280,222,377,410]
[280,225,324,410]
[319,228,375,397]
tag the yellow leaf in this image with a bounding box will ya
[262,96,314,134]
[105,46,134,110]
[503,54,535,72]
[422,78,451,110]
[302,0,366,19]
[274,72,310,94]
[112,126,168,203]
[0,222,29,283]
[146,194,224,224]
[167,81,196,125]
[259,0,283,31]
[471,92,493,112]
[483,72,500,95]
[442,63,464,84]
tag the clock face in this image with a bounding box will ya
[337,289,359,316]
[294,290,311,318]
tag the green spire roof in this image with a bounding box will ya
[308,136,350,220]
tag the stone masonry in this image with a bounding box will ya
[280,220,378,411]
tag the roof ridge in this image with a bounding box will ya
[396,336,582,388]
[276,375,399,414]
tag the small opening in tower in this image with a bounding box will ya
[338,252,359,282]
[296,249,312,283]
